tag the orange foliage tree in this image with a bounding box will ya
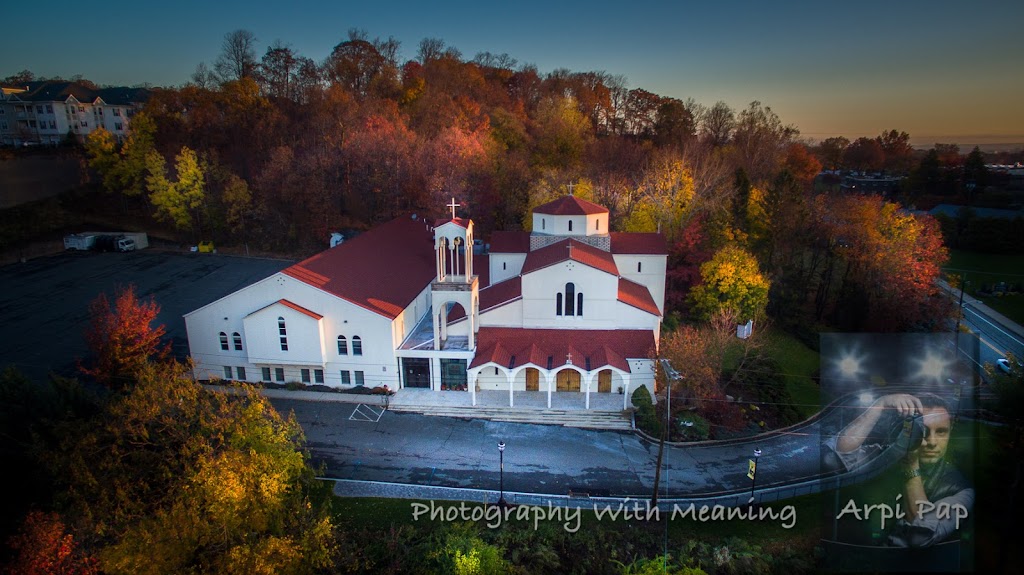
[81,285,168,390]
[6,511,99,575]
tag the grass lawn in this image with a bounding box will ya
[764,328,821,419]
[944,249,1024,325]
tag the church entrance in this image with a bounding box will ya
[556,370,581,392]
[402,358,431,388]
[598,369,612,393]
[525,368,540,391]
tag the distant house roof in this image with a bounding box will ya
[521,238,619,277]
[489,231,531,253]
[470,327,655,372]
[9,81,149,106]
[282,216,435,319]
[929,204,1023,220]
[533,195,609,216]
[617,278,661,316]
[609,232,668,255]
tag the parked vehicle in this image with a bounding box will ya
[63,232,148,252]
[63,234,97,250]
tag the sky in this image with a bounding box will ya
[3,0,1022,146]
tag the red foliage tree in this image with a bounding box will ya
[6,511,99,575]
[81,285,168,390]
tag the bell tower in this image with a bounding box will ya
[431,198,479,351]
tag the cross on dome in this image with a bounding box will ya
[447,197,460,219]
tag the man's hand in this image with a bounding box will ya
[878,393,923,418]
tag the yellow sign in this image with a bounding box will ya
[747,459,756,480]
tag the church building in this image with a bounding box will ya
[184,195,667,409]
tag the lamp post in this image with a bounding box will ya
[497,441,507,507]
[748,448,762,504]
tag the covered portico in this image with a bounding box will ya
[467,327,657,410]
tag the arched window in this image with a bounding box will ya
[337,335,348,355]
[556,293,563,316]
[577,292,584,316]
[219,332,228,350]
[278,317,288,351]
[568,220,573,232]
[352,336,362,356]
[232,332,242,350]
[565,283,575,316]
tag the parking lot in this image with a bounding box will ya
[0,249,290,383]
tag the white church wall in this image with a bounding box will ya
[488,254,526,285]
[613,254,668,313]
[478,299,522,327]
[242,302,325,366]
[186,272,403,389]
[521,264,623,329]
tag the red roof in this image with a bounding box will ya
[479,276,522,311]
[278,299,324,320]
[434,217,470,228]
[609,232,668,255]
[521,239,619,276]
[489,230,530,253]
[470,328,656,371]
[534,195,609,216]
[282,216,435,319]
[617,278,661,316]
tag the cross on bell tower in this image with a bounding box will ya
[447,197,460,219]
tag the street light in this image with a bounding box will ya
[497,441,507,507]
[748,448,762,504]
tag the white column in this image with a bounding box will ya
[470,367,477,406]
[622,374,632,410]
[546,371,554,408]
[508,372,514,407]
[431,357,441,391]
[585,371,596,410]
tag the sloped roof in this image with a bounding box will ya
[479,276,522,311]
[470,328,656,371]
[521,238,619,276]
[246,298,323,320]
[534,195,609,216]
[609,232,668,255]
[489,230,530,253]
[11,81,148,105]
[282,216,435,319]
[434,217,470,228]
[617,278,661,316]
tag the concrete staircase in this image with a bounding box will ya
[387,404,633,431]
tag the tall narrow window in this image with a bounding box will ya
[577,292,584,316]
[223,366,233,379]
[236,366,246,380]
[354,371,365,386]
[274,367,285,382]
[503,262,507,270]
[638,261,642,273]
[565,283,576,316]
[556,293,563,316]
[262,367,271,381]
[340,370,351,385]
[568,220,573,232]
[337,335,348,355]
[596,219,600,231]
[352,336,362,356]
[301,369,311,383]
[542,218,545,230]
[278,317,288,351]
[219,332,229,350]
[233,332,242,350]
[314,369,324,384]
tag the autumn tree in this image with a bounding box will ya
[876,129,914,173]
[844,137,884,172]
[81,285,167,390]
[83,112,156,198]
[818,136,849,171]
[731,101,799,183]
[6,511,99,575]
[147,146,208,236]
[688,244,770,322]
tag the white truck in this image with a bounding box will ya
[64,232,149,252]
[63,233,97,250]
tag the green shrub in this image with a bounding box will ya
[632,386,662,438]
